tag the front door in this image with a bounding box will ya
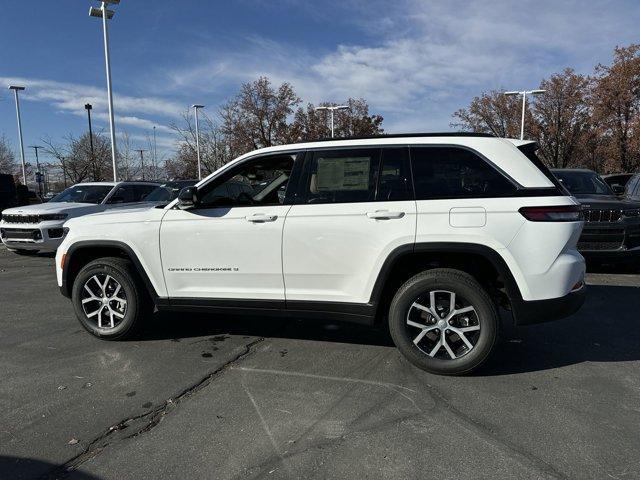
[160,152,301,300]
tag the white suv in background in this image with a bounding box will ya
[0,181,159,254]
[55,134,586,375]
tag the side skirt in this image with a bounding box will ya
[155,298,375,326]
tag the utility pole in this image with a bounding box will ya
[135,149,146,180]
[8,85,27,185]
[192,104,204,180]
[85,103,95,158]
[61,157,68,188]
[314,105,350,138]
[29,145,44,197]
[504,89,546,140]
[89,0,121,181]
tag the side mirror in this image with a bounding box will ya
[110,195,125,204]
[177,186,199,209]
[612,184,625,195]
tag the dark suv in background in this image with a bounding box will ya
[553,168,640,264]
[624,173,640,201]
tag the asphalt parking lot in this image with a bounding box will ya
[1,246,639,480]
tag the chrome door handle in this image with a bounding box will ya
[245,213,278,223]
[366,210,405,220]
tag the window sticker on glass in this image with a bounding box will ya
[316,157,370,191]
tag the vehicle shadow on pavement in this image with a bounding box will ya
[483,284,640,375]
[141,284,638,376]
[0,455,103,480]
[143,310,394,348]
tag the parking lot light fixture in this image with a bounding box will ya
[314,105,350,138]
[504,89,546,140]
[89,1,120,182]
[192,104,204,180]
[8,85,27,185]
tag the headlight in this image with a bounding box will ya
[622,209,640,218]
[41,213,69,221]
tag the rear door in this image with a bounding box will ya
[282,146,416,306]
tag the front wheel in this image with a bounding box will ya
[71,257,148,340]
[388,268,498,375]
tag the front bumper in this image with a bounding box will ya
[511,285,586,326]
[0,221,67,252]
[578,221,640,259]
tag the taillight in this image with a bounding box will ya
[519,205,583,222]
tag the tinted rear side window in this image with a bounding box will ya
[410,147,517,200]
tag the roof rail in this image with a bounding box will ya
[293,132,496,143]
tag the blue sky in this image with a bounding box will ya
[1,0,639,165]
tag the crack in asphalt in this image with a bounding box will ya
[40,337,265,480]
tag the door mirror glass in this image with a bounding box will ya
[177,186,199,209]
[612,184,625,195]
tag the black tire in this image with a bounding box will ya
[71,257,149,340]
[388,268,498,376]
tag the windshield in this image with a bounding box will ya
[50,185,113,204]
[145,182,195,202]
[553,171,614,196]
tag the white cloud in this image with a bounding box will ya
[161,0,640,131]
[0,76,184,128]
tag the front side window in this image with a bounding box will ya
[198,153,296,208]
[411,147,517,200]
[50,185,113,204]
[306,148,380,204]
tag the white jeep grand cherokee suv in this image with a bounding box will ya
[1,181,159,254]
[55,134,586,375]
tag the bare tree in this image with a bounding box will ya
[0,134,17,175]
[592,44,640,172]
[42,132,112,184]
[532,68,591,168]
[451,90,527,138]
[168,110,233,179]
[220,76,300,152]
[290,98,384,141]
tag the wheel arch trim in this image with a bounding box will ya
[368,242,525,307]
[60,240,159,300]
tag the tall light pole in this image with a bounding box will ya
[89,0,120,181]
[8,85,27,185]
[504,89,546,140]
[152,125,157,179]
[192,104,204,180]
[314,105,349,138]
[29,145,43,197]
[135,149,146,180]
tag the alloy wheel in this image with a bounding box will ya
[80,274,128,329]
[406,289,481,360]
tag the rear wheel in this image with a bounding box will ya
[388,268,498,375]
[71,257,148,340]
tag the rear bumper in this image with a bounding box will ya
[511,285,586,326]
